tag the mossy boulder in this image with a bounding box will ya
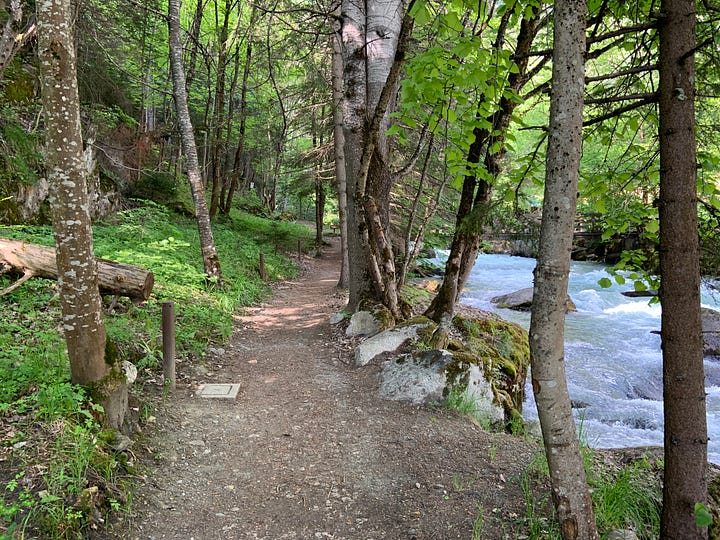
[372,311,530,432]
[447,314,530,425]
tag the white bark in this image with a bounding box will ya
[168,0,222,281]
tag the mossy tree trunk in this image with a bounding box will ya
[37,0,127,430]
[424,7,541,325]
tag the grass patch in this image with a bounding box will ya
[0,202,313,538]
[514,447,663,539]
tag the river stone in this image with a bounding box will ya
[328,312,346,325]
[491,287,576,312]
[702,307,720,356]
[346,310,382,337]
[354,322,432,366]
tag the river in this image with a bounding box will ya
[445,252,720,464]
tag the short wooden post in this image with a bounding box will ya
[259,253,266,281]
[162,302,176,390]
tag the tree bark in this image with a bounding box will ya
[223,10,254,214]
[331,18,349,287]
[208,0,232,219]
[528,0,598,538]
[0,238,154,301]
[425,7,540,324]
[342,0,411,318]
[0,0,36,82]
[37,0,127,430]
[168,0,223,282]
[657,1,709,537]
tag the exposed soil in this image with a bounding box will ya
[110,237,546,540]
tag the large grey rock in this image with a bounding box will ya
[377,349,504,425]
[702,307,720,356]
[122,360,137,385]
[462,363,504,425]
[346,311,382,337]
[378,350,452,405]
[492,287,576,312]
[606,530,639,540]
[354,323,432,366]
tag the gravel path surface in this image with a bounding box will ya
[111,238,541,540]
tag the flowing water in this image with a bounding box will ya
[438,252,720,464]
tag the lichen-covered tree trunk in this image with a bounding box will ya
[37,0,127,430]
[657,1,708,537]
[528,0,598,538]
[168,0,222,282]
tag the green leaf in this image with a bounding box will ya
[410,1,431,25]
[614,274,626,285]
[633,280,647,292]
[598,277,612,288]
[694,502,713,527]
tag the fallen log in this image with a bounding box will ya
[0,238,154,301]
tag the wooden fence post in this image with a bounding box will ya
[162,302,176,390]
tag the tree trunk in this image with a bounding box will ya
[342,0,411,318]
[658,1,708,537]
[208,0,232,219]
[0,0,35,83]
[37,0,127,430]
[223,11,254,214]
[184,0,205,94]
[425,8,539,324]
[168,0,222,282]
[313,108,326,248]
[528,0,598,538]
[331,19,349,287]
[0,238,154,301]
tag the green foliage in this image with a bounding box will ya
[590,456,662,539]
[694,502,713,528]
[518,447,663,539]
[1,203,310,537]
[0,105,44,223]
[599,249,660,297]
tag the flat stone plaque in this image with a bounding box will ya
[198,383,240,399]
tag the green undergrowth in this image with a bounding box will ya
[515,447,663,539]
[0,202,313,538]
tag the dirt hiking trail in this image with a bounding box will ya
[113,237,540,540]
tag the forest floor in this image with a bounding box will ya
[109,236,550,540]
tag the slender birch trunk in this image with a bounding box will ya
[168,0,222,282]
